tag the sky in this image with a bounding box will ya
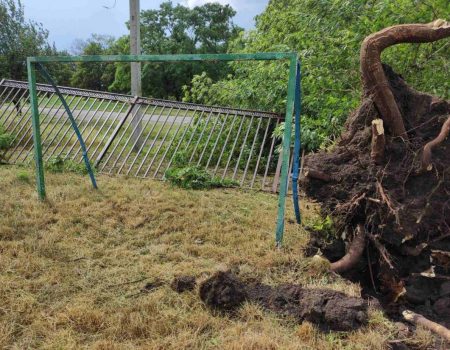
[20,0,268,51]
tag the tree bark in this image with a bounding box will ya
[360,19,450,138]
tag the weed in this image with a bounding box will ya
[16,170,30,183]
[46,156,89,175]
[0,125,13,150]
[165,165,237,190]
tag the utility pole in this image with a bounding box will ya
[130,0,142,149]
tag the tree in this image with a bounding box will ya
[0,0,74,86]
[184,0,450,151]
[0,0,50,80]
[110,1,242,99]
[70,35,116,91]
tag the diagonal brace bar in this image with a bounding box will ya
[36,63,98,190]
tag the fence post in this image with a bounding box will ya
[27,59,45,200]
[275,55,297,246]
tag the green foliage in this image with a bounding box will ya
[0,0,70,83]
[184,0,450,151]
[165,151,237,190]
[165,165,237,190]
[110,1,242,99]
[45,156,89,175]
[70,35,117,91]
[0,125,13,150]
[0,124,13,164]
[307,215,335,239]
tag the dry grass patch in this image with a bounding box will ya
[0,165,433,349]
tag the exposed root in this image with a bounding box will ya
[403,309,450,342]
[422,116,450,171]
[360,19,450,137]
[368,234,395,270]
[376,180,400,225]
[304,168,332,182]
[330,224,366,273]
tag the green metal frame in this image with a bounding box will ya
[26,52,299,245]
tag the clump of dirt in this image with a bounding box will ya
[171,275,196,293]
[200,271,368,331]
[199,271,248,311]
[302,65,450,323]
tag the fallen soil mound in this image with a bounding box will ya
[302,65,449,325]
[170,275,197,293]
[199,271,368,331]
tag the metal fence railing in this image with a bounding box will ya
[0,79,290,192]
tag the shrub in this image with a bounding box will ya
[46,156,89,175]
[0,125,13,150]
[165,165,237,190]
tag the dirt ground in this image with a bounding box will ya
[0,165,441,349]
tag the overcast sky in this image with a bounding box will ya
[20,0,268,51]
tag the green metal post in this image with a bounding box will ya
[27,59,46,200]
[275,56,297,246]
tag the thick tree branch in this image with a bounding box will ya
[360,19,450,138]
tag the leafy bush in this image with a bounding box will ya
[165,165,237,190]
[0,125,14,150]
[46,156,89,175]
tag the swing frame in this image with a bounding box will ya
[26,52,301,245]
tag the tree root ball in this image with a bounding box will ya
[199,272,368,331]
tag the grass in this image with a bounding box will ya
[0,165,437,349]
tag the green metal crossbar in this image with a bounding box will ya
[26,52,300,245]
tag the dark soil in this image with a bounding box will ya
[302,65,450,325]
[199,271,368,332]
[170,275,197,293]
[199,271,248,312]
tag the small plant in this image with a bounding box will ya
[0,125,14,150]
[165,165,237,190]
[16,170,30,183]
[305,215,336,240]
[46,156,89,175]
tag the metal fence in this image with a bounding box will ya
[0,79,291,192]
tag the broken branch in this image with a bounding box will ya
[371,119,385,164]
[402,309,450,342]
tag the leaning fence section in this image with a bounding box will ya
[0,79,291,192]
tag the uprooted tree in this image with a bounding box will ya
[303,20,450,325]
